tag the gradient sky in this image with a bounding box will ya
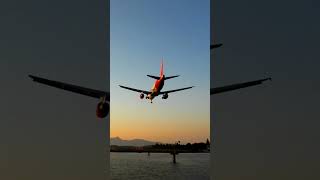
[110,0,210,144]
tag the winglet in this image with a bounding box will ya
[28,75,44,82]
[28,74,36,80]
[262,77,272,82]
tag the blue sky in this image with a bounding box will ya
[110,0,210,143]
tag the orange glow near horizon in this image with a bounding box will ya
[110,100,210,144]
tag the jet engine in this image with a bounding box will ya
[162,93,168,99]
[96,101,109,118]
[140,93,144,99]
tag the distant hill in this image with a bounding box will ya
[110,137,157,147]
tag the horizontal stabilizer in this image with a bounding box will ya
[211,77,271,95]
[164,75,179,80]
[210,44,223,49]
[147,75,160,80]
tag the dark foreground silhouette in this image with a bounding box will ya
[111,140,210,153]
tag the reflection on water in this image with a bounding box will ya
[111,152,210,180]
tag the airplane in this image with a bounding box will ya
[210,43,271,95]
[119,60,194,103]
[28,43,270,118]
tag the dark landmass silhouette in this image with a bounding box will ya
[110,136,157,147]
[110,137,211,153]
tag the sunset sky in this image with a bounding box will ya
[110,0,210,144]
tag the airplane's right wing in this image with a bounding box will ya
[211,78,271,95]
[119,85,151,94]
[29,75,109,101]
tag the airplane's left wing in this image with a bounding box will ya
[29,75,109,101]
[119,85,151,94]
[159,86,194,94]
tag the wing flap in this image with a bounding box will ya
[29,75,109,100]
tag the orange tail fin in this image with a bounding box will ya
[160,59,164,77]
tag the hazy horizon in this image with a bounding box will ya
[110,136,210,144]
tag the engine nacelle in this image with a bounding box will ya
[96,102,109,118]
[140,93,144,99]
[162,93,168,99]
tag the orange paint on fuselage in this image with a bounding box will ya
[147,60,165,101]
[148,75,165,100]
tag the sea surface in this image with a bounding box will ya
[110,152,210,180]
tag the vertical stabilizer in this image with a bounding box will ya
[160,58,164,77]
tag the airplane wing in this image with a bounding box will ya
[159,86,194,94]
[29,75,109,101]
[211,78,271,95]
[119,85,151,94]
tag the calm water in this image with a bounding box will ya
[110,152,210,180]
